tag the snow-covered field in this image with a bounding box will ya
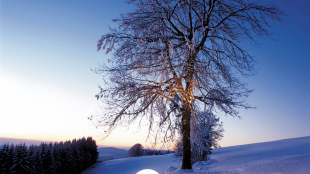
[83,136,310,174]
[81,153,181,174]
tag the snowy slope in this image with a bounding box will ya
[97,147,128,160]
[169,136,310,174]
[83,136,310,174]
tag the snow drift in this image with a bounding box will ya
[167,136,310,174]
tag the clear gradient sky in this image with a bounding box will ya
[0,0,309,149]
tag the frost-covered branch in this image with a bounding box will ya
[93,0,283,169]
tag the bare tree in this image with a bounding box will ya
[93,0,283,169]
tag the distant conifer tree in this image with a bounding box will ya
[10,143,31,173]
[0,143,11,173]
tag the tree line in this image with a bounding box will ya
[0,137,98,174]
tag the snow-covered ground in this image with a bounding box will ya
[81,153,181,174]
[83,136,310,174]
[188,136,310,174]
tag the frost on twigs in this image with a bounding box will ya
[173,111,224,164]
[92,0,283,169]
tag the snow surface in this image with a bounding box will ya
[83,136,310,174]
[81,154,181,174]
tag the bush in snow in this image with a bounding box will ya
[174,112,224,164]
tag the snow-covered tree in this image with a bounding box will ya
[52,142,62,174]
[10,143,31,174]
[43,144,56,174]
[0,138,98,174]
[27,145,37,173]
[190,111,224,164]
[86,137,99,165]
[174,112,223,164]
[0,143,12,174]
[71,139,82,173]
[34,145,43,174]
[39,143,52,174]
[79,137,91,170]
[60,142,73,174]
[94,0,283,169]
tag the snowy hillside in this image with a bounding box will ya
[83,136,310,174]
[97,147,128,160]
[175,136,310,174]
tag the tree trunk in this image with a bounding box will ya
[181,107,192,169]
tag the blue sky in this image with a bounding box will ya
[0,0,309,148]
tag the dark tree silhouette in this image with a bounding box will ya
[0,143,14,174]
[10,143,31,174]
[94,0,283,169]
[128,143,144,157]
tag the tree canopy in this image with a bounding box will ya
[93,0,283,169]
